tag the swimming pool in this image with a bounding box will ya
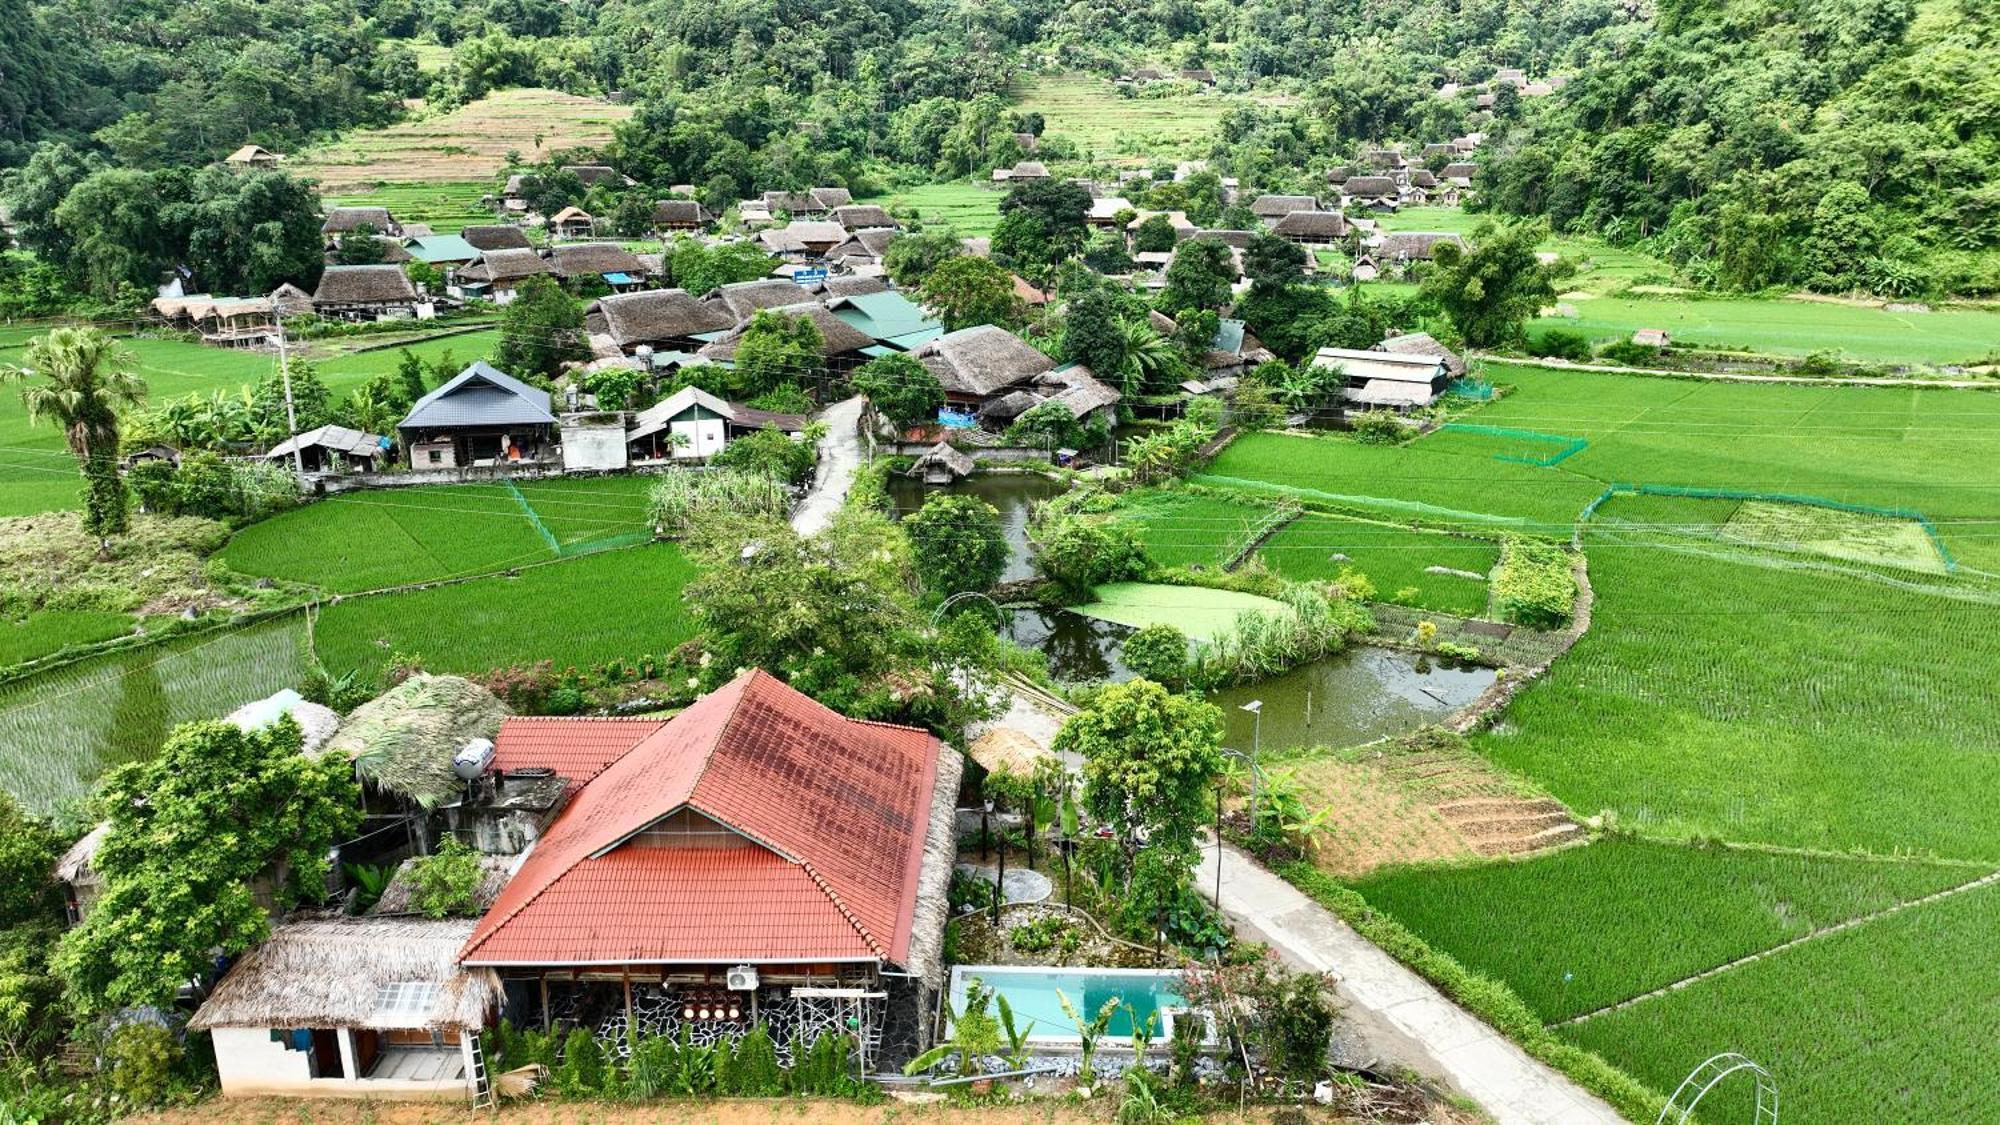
[947,965,1213,1046]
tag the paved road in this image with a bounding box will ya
[790,396,865,536]
[1196,839,1627,1125]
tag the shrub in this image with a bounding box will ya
[1594,340,1659,366]
[1533,328,1594,362]
[406,838,483,918]
[1121,623,1190,689]
[1492,537,1575,629]
[647,469,789,536]
[1266,972,1337,1079]
[712,426,816,486]
[1034,516,1151,602]
[729,1025,783,1095]
[1348,410,1414,445]
[905,493,1007,598]
[103,1022,179,1106]
[1009,914,1083,956]
[554,1027,607,1095]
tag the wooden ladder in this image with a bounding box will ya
[469,1033,496,1112]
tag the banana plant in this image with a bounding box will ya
[995,992,1036,1069]
[1057,989,1120,1083]
[1128,1009,1159,1056]
[903,979,1001,1079]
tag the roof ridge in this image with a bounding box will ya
[459,841,566,962]
[799,859,886,960]
[681,669,760,801]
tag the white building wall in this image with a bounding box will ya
[212,1027,314,1095]
[560,417,631,472]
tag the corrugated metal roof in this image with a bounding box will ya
[491,717,668,784]
[399,361,556,431]
[460,670,940,968]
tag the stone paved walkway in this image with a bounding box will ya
[790,396,865,536]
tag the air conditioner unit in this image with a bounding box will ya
[725,965,759,992]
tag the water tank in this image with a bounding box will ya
[452,737,496,780]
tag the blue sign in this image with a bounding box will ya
[793,268,829,284]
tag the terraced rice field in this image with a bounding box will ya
[290,88,632,189]
[1532,293,2000,365]
[311,544,698,679]
[1015,74,1241,162]
[323,182,496,233]
[0,613,308,813]
[220,474,657,593]
[0,610,136,669]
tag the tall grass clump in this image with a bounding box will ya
[1189,584,1370,689]
[647,469,790,537]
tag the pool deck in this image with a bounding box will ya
[1196,838,1624,1125]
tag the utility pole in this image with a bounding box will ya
[275,309,303,474]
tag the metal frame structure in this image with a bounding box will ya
[1657,1052,1778,1125]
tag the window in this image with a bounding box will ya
[427,449,443,464]
[374,981,440,1019]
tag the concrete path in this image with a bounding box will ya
[1196,839,1627,1125]
[790,396,865,536]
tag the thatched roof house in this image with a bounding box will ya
[322,207,398,237]
[325,675,508,809]
[1250,194,1319,220]
[226,145,281,168]
[1273,210,1351,244]
[1378,231,1466,263]
[585,289,734,352]
[270,283,315,317]
[830,204,896,232]
[1343,175,1400,201]
[453,247,551,286]
[191,917,501,1098]
[312,265,421,318]
[754,220,847,257]
[821,273,889,297]
[912,324,1056,403]
[1378,331,1467,379]
[828,228,898,266]
[810,186,854,211]
[695,302,875,363]
[460,225,533,252]
[969,726,1051,777]
[546,242,648,283]
[652,199,713,230]
[911,441,975,483]
[710,278,816,322]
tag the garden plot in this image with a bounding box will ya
[1107,487,1285,571]
[1718,500,1948,574]
[1014,74,1241,161]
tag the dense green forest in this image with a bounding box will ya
[3,0,1997,296]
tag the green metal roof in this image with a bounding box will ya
[829,290,939,343]
[403,235,481,264]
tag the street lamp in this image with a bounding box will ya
[981,799,994,861]
[1239,699,1263,759]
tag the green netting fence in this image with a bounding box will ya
[503,479,562,554]
[1447,377,1495,400]
[1576,483,1958,572]
[505,478,657,558]
[1438,423,1589,467]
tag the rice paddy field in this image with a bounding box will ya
[0,613,309,814]
[863,182,1003,237]
[289,87,632,190]
[1534,293,2000,365]
[0,328,501,518]
[0,610,136,668]
[220,475,657,593]
[1104,487,1281,570]
[1014,74,1241,162]
[1199,360,2000,1120]
[323,182,496,234]
[311,543,698,679]
[1255,515,1498,616]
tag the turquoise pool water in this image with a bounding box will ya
[948,966,1197,1044]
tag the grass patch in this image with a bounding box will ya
[0,614,308,814]
[0,610,135,669]
[1106,487,1280,570]
[1534,293,2000,365]
[1256,515,1497,617]
[1565,877,2000,1125]
[1719,499,1946,574]
[1073,581,1291,640]
[311,544,697,678]
[1353,839,1973,1022]
[220,475,655,593]
[1014,74,1241,162]
[322,181,494,234]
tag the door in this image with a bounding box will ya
[310,1029,345,1079]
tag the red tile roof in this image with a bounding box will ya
[460,670,941,968]
[491,717,666,784]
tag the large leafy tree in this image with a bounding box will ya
[53,717,361,1015]
[1421,220,1569,348]
[851,352,944,431]
[496,274,587,380]
[1052,679,1225,934]
[905,493,1007,598]
[174,168,325,295]
[2,328,145,545]
[882,229,964,289]
[918,255,1022,332]
[1157,239,1236,316]
[728,310,824,401]
[1062,288,1127,379]
[667,238,776,297]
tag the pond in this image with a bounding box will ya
[1017,602,1495,754]
[949,965,1207,1045]
[886,472,1067,583]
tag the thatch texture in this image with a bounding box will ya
[698,302,874,360]
[323,207,394,234]
[326,675,507,808]
[913,325,1054,397]
[1378,331,1467,378]
[188,918,499,1032]
[1344,175,1400,198]
[455,247,550,283]
[225,690,342,753]
[809,186,854,210]
[461,225,533,252]
[585,289,733,346]
[1378,232,1466,262]
[1273,210,1350,240]
[910,441,975,480]
[901,744,964,988]
[313,265,417,306]
[370,853,519,916]
[548,242,647,279]
[1250,193,1319,218]
[831,205,896,231]
[652,199,713,226]
[968,727,1049,776]
[711,278,815,321]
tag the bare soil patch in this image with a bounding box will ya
[291,89,633,189]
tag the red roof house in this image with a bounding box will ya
[460,670,952,971]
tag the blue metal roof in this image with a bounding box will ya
[398,361,556,431]
[603,272,637,285]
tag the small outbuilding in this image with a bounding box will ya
[265,424,387,473]
[1314,346,1452,411]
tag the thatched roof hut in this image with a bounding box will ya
[696,302,874,361]
[1378,331,1467,379]
[968,727,1050,777]
[322,207,396,236]
[912,325,1055,398]
[454,247,551,284]
[313,265,418,308]
[188,918,500,1033]
[461,225,533,252]
[585,289,733,348]
[325,675,507,809]
[831,204,896,231]
[547,242,647,280]
[910,441,975,483]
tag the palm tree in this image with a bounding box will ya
[1113,317,1182,397]
[2,327,146,547]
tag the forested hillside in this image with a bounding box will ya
[1476,0,2000,294]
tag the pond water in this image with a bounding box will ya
[950,965,1202,1044]
[1018,603,1495,753]
[1211,647,1496,753]
[886,472,1067,583]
